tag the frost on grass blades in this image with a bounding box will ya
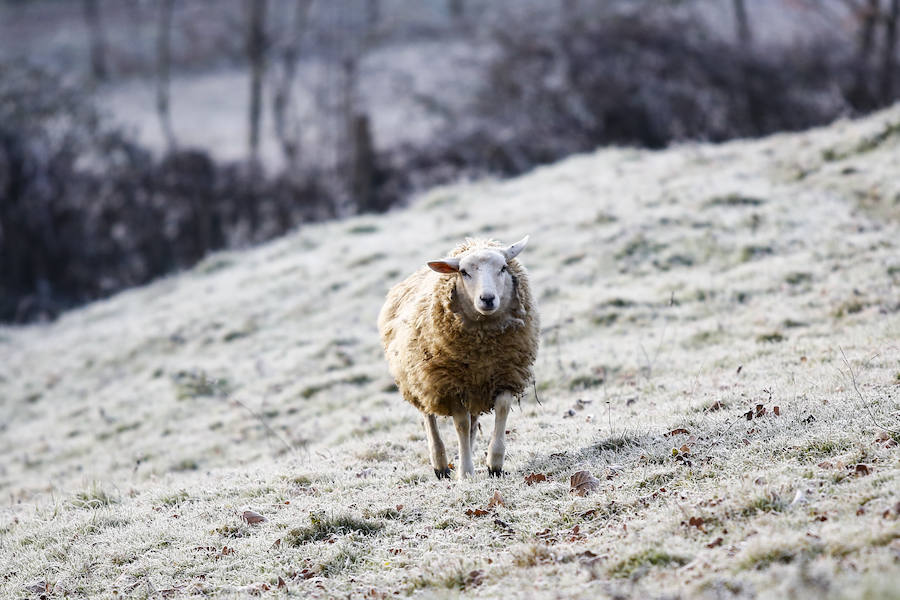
[1,108,899,598]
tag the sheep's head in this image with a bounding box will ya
[427,236,529,317]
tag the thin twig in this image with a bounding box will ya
[839,346,900,435]
[230,395,295,454]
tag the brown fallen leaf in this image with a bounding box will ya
[706,537,724,548]
[570,470,600,496]
[854,464,871,476]
[242,510,267,525]
[706,400,726,412]
[688,516,705,530]
[679,444,691,454]
[487,491,505,509]
[276,577,287,589]
[465,508,490,517]
[271,539,281,549]
[773,406,781,416]
[524,472,547,485]
[755,404,766,418]
[665,428,690,437]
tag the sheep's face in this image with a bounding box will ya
[428,236,529,317]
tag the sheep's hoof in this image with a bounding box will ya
[434,467,452,480]
[488,467,506,478]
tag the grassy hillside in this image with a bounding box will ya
[1,106,899,599]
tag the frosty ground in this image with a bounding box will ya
[1,107,899,599]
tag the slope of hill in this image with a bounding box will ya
[1,106,899,599]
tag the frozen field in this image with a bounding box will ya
[1,106,899,598]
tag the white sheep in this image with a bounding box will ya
[378,236,540,481]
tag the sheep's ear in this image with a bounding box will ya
[427,258,460,273]
[503,235,529,261]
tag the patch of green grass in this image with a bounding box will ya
[740,245,774,262]
[591,312,619,326]
[595,434,638,453]
[171,458,199,472]
[348,252,387,268]
[300,373,373,399]
[834,300,865,318]
[171,370,231,400]
[284,513,382,545]
[569,374,605,390]
[347,224,378,234]
[608,549,689,578]
[782,319,808,329]
[616,235,667,261]
[798,438,851,460]
[595,211,618,224]
[738,544,823,571]
[785,272,813,285]
[757,332,785,343]
[822,120,900,162]
[739,495,786,518]
[706,194,765,207]
[637,470,677,490]
[317,547,364,578]
[196,256,233,274]
[70,484,118,509]
[157,490,191,507]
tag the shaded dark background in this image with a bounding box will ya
[1,0,898,323]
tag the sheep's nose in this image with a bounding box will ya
[479,294,495,308]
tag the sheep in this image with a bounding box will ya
[378,236,540,481]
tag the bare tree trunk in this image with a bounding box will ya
[272,0,312,168]
[82,0,108,81]
[246,0,268,164]
[880,0,900,102]
[367,0,380,27]
[156,0,177,151]
[449,0,464,20]
[733,0,752,46]
[350,113,375,213]
[850,0,880,108]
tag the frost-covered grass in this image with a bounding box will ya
[1,106,900,599]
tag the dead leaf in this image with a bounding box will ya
[570,470,600,496]
[706,400,726,412]
[465,508,490,517]
[23,581,49,595]
[679,444,691,454]
[524,472,547,485]
[242,510,267,525]
[271,539,281,549]
[688,516,705,530]
[465,570,484,588]
[276,577,286,589]
[854,463,870,476]
[487,491,505,508]
[773,406,781,416]
[817,460,833,469]
[706,537,724,548]
[755,404,766,418]
[665,428,690,437]
[744,409,754,421]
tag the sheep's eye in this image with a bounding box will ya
[460,269,470,278]
[500,265,508,273]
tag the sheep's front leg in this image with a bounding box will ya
[452,410,475,481]
[423,414,450,480]
[488,392,513,477]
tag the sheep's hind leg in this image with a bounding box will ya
[423,414,450,480]
[488,392,513,477]
[452,410,475,481]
